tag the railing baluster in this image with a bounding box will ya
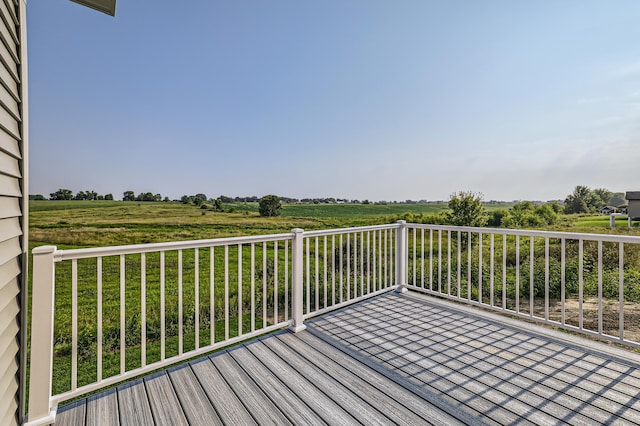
[251,243,255,331]
[274,241,278,325]
[490,234,494,307]
[467,232,471,301]
[377,230,381,290]
[209,247,214,344]
[285,240,289,320]
[324,236,328,307]
[340,234,344,302]
[332,234,336,305]
[347,233,351,300]
[237,244,242,337]
[224,246,229,341]
[478,233,483,304]
[161,251,166,359]
[71,259,78,391]
[413,228,417,287]
[120,254,125,374]
[141,252,147,366]
[429,229,433,291]
[561,239,565,326]
[598,241,603,335]
[383,230,387,289]
[458,231,462,298]
[315,237,319,310]
[373,230,377,292]
[447,230,451,296]
[515,236,520,313]
[361,231,365,296]
[178,250,183,355]
[579,239,584,330]
[263,241,267,328]
[421,228,425,289]
[544,238,549,322]
[353,233,357,298]
[97,257,103,382]
[502,234,506,310]
[619,242,625,341]
[438,230,442,293]
[306,237,311,313]
[529,237,534,317]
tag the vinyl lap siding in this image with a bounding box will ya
[0,0,23,425]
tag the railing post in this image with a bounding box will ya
[290,229,307,332]
[395,220,408,293]
[26,246,57,426]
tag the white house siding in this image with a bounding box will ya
[0,0,25,425]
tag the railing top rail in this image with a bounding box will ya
[408,223,640,244]
[303,223,399,237]
[53,232,294,261]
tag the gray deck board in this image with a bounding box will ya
[55,399,85,426]
[189,356,257,425]
[208,350,292,426]
[262,334,394,426]
[116,380,154,426]
[85,388,118,426]
[167,364,222,426]
[244,338,359,425]
[54,291,640,426]
[296,330,467,426]
[277,331,450,426]
[143,371,188,426]
[226,344,326,425]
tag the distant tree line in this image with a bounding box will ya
[41,189,116,201]
[33,189,173,202]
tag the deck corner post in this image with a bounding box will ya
[290,229,307,332]
[26,246,58,426]
[395,220,408,293]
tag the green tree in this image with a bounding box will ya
[445,191,486,227]
[593,188,613,205]
[259,195,282,217]
[193,193,208,205]
[123,191,136,201]
[487,209,508,227]
[104,193,114,200]
[50,188,73,200]
[564,185,606,213]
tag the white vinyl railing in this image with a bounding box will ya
[27,221,640,425]
[26,224,399,425]
[404,223,640,349]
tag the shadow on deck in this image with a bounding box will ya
[56,292,640,425]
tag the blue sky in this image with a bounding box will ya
[28,0,640,201]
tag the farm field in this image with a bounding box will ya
[29,200,640,251]
[27,200,640,397]
[28,200,469,249]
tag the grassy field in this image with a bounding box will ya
[28,200,461,249]
[27,200,640,398]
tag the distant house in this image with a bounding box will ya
[600,206,617,215]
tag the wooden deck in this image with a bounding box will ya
[55,292,640,425]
